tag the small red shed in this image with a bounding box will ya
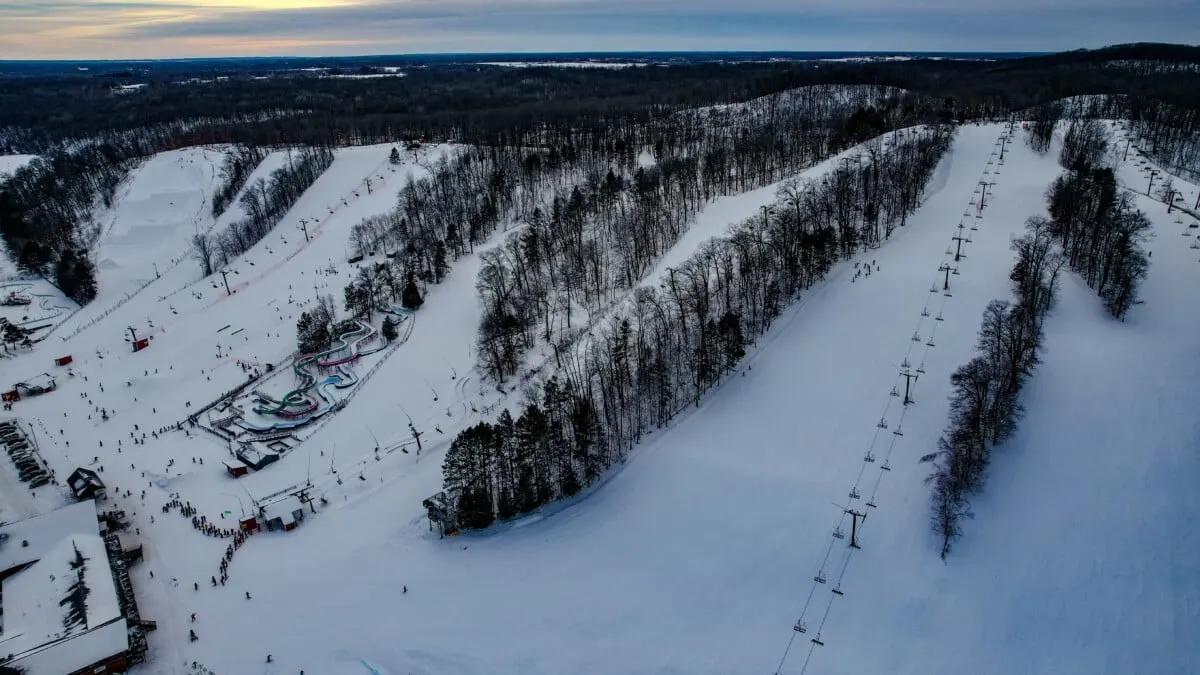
[223,459,249,478]
[55,355,73,366]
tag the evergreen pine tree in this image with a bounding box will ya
[432,240,449,282]
[382,315,399,342]
[401,272,424,310]
[717,311,745,373]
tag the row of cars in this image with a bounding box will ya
[1,420,52,488]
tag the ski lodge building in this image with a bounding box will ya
[67,467,107,501]
[0,500,149,674]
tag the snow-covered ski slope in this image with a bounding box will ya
[0,153,36,179]
[207,127,1180,672]
[90,147,225,303]
[1,122,1195,674]
[768,126,1200,675]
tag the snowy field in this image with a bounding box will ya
[0,121,1195,674]
[0,153,36,179]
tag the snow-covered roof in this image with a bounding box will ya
[5,617,127,675]
[0,534,126,673]
[262,495,303,523]
[0,500,99,574]
[18,373,56,390]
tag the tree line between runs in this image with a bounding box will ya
[193,146,336,276]
[929,118,1150,558]
[427,123,954,532]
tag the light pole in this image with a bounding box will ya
[299,219,310,243]
[219,270,232,296]
[220,491,247,518]
[1147,170,1159,196]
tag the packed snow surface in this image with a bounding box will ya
[0,124,1194,674]
[0,153,37,179]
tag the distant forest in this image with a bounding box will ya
[1,43,1199,151]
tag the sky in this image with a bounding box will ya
[0,0,1196,60]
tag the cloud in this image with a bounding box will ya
[0,0,1196,58]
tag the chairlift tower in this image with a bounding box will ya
[900,366,918,406]
[846,507,867,549]
[953,226,969,262]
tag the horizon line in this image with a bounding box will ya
[0,48,1057,65]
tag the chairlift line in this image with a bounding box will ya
[774,139,1008,675]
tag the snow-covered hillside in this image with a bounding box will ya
[88,148,224,304]
[0,122,1194,675]
[0,153,36,179]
